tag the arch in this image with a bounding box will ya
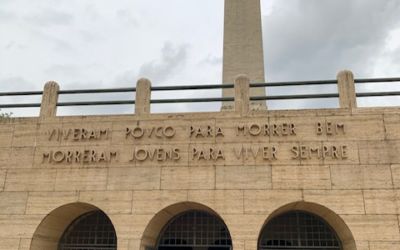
[258,202,356,250]
[141,202,232,250]
[30,202,117,250]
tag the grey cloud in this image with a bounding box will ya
[263,0,400,81]
[24,9,73,26]
[0,9,17,21]
[31,29,73,51]
[45,64,83,77]
[0,77,36,91]
[117,42,189,85]
[388,47,400,68]
[116,9,138,27]
[138,42,188,84]
[199,55,222,66]
[4,41,26,50]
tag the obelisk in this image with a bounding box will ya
[222,0,266,110]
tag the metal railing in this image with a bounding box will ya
[0,77,400,111]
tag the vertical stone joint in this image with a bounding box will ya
[135,78,152,116]
[40,81,60,118]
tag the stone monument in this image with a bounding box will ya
[223,0,267,110]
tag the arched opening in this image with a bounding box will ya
[141,202,232,250]
[258,202,356,250]
[58,210,117,250]
[30,202,117,250]
[259,211,341,250]
[157,210,232,250]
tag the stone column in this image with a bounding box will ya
[40,81,59,118]
[337,70,357,109]
[223,0,266,110]
[234,75,250,115]
[135,78,152,115]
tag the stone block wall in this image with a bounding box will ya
[0,74,399,250]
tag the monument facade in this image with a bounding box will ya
[0,1,399,250]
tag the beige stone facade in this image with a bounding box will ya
[0,73,400,250]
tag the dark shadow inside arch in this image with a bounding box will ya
[257,202,357,250]
[141,202,233,250]
[58,210,117,250]
[259,211,342,250]
[30,202,117,250]
[157,210,232,250]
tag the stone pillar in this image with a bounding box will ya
[234,75,250,115]
[40,81,59,118]
[135,78,152,115]
[222,0,266,110]
[337,70,357,109]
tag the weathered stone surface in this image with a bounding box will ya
[132,190,188,215]
[331,165,393,189]
[0,238,20,250]
[304,190,365,215]
[0,192,28,215]
[272,165,331,189]
[161,166,215,190]
[5,169,57,191]
[188,190,244,214]
[55,168,108,191]
[12,124,37,147]
[369,241,400,250]
[108,167,161,190]
[216,165,271,189]
[363,190,400,215]
[244,190,302,215]
[343,215,400,241]
[79,191,132,214]
[26,191,78,215]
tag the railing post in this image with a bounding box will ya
[135,78,151,115]
[40,81,59,118]
[337,70,357,109]
[234,75,250,115]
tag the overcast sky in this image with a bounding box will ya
[1,0,400,116]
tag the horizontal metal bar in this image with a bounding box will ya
[0,103,41,108]
[59,87,136,94]
[57,100,136,106]
[151,97,234,103]
[4,91,400,108]
[357,91,400,97]
[355,77,400,83]
[152,84,234,91]
[250,79,338,88]
[251,93,339,101]
[0,91,43,96]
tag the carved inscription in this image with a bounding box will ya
[192,147,225,161]
[129,147,180,162]
[236,123,296,137]
[43,150,117,164]
[291,145,348,160]
[42,120,351,165]
[190,126,224,138]
[316,121,345,136]
[48,128,109,141]
[126,126,175,139]
[234,145,277,161]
